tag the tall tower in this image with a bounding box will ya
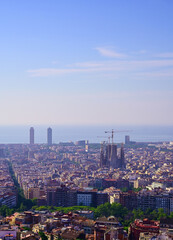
[47,127,52,145]
[106,144,112,161]
[120,143,126,169]
[100,144,104,168]
[110,144,118,168]
[30,127,34,145]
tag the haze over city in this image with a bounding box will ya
[0,1,173,126]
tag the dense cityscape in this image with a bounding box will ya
[0,127,173,239]
[1,1,173,239]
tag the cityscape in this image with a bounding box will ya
[1,0,173,240]
[0,127,173,239]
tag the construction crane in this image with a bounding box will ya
[105,129,130,144]
[97,136,111,144]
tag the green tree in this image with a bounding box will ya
[19,203,26,212]
[132,209,144,220]
[0,205,15,217]
[169,212,173,219]
[39,231,48,240]
[157,208,167,220]
[110,203,128,218]
[95,202,111,218]
[150,210,158,220]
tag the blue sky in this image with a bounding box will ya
[0,0,173,126]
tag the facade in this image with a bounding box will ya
[125,135,130,144]
[120,190,173,214]
[97,192,109,206]
[46,187,107,207]
[47,186,68,206]
[27,187,45,199]
[0,192,17,208]
[137,193,156,211]
[156,195,170,214]
[77,191,97,207]
[120,192,137,210]
[47,127,52,145]
[29,127,34,145]
[67,189,77,206]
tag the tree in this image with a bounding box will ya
[19,203,26,212]
[95,202,111,218]
[157,208,167,220]
[0,205,15,217]
[169,212,173,219]
[150,210,158,220]
[39,231,48,240]
[110,203,128,218]
[132,209,144,220]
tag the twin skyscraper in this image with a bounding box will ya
[29,127,52,145]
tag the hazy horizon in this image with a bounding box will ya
[0,125,173,144]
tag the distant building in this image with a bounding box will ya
[120,191,137,210]
[47,186,68,206]
[100,143,126,169]
[103,178,129,189]
[94,216,127,240]
[46,187,107,207]
[75,140,86,146]
[97,192,108,206]
[125,135,130,144]
[110,144,118,168]
[47,127,52,145]
[100,143,106,168]
[85,140,89,152]
[30,127,34,145]
[0,192,17,208]
[77,191,97,207]
[129,219,159,240]
[0,149,5,158]
[0,225,18,240]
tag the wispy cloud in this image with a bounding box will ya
[28,59,173,77]
[95,47,127,58]
[27,67,105,77]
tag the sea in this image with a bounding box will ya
[0,125,173,144]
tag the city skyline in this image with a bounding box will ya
[0,1,173,126]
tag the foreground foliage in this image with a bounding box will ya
[1,202,173,228]
[31,203,173,227]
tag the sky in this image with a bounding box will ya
[0,0,173,126]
